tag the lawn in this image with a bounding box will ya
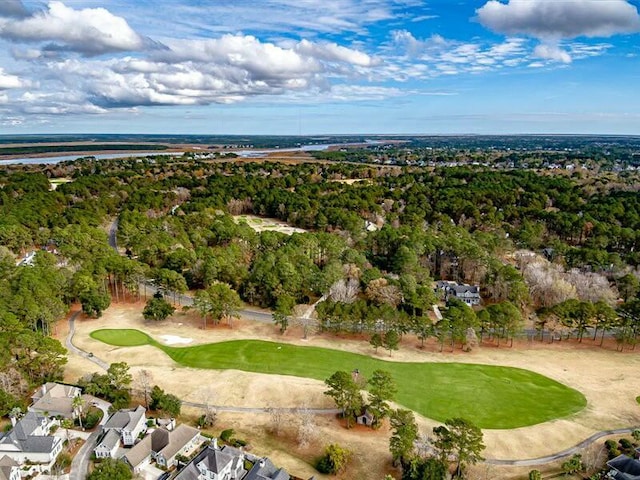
[90,329,587,429]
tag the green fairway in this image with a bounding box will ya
[90,328,586,429]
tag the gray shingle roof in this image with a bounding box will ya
[121,435,152,468]
[104,406,146,432]
[608,454,640,480]
[96,430,121,453]
[245,458,291,480]
[174,444,245,480]
[0,412,60,455]
[156,424,199,461]
[30,383,80,417]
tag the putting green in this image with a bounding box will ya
[90,328,586,429]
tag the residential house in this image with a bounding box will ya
[154,424,202,468]
[435,281,481,306]
[244,457,291,480]
[175,441,291,480]
[123,424,202,474]
[0,456,20,480]
[175,442,245,480]
[122,435,153,475]
[103,405,147,446]
[29,382,82,419]
[0,412,63,466]
[607,454,640,480]
[94,430,121,459]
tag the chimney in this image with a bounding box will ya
[259,459,265,468]
[10,416,17,427]
[211,437,218,449]
[41,384,47,396]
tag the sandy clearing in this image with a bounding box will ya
[159,334,193,345]
[59,302,640,465]
[233,215,308,235]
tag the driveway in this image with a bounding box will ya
[69,429,100,480]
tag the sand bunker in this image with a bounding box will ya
[159,334,193,345]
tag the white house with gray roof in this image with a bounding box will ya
[175,441,292,480]
[0,412,62,467]
[122,424,202,474]
[29,382,81,419]
[94,430,121,459]
[435,280,481,306]
[103,405,147,446]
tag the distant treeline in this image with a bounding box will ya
[0,144,168,156]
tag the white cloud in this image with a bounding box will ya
[534,44,572,64]
[0,1,144,55]
[385,30,529,80]
[477,0,640,39]
[295,40,376,67]
[0,68,23,89]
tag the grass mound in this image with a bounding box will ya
[90,329,587,429]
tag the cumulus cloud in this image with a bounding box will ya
[12,32,382,112]
[477,0,640,39]
[0,1,145,55]
[0,68,23,89]
[476,0,639,63]
[0,0,28,18]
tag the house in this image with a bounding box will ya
[123,424,203,473]
[435,281,481,306]
[154,424,202,468]
[103,405,147,446]
[244,457,291,480]
[122,435,153,474]
[607,454,640,480]
[175,442,246,480]
[0,456,20,480]
[0,412,63,466]
[94,430,121,459]
[29,382,82,419]
[175,441,291,480]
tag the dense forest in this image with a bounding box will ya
[1,151,639,414]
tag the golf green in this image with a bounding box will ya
[90,328,586,429]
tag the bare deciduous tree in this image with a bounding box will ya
[296,407,316,449]
[329,278,360,304]
[267,407,285,436]
[136,369,153,409]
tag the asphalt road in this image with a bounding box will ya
[69,430,100,480]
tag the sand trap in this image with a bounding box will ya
[159,334,193,345]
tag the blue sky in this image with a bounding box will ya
[0,0,639,134]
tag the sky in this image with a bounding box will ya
[0,0,639,135]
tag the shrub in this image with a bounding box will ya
[54,453,72,471]
[220,429,234,442]
[619,438,633,450]
[83,409,102,429]
[316,444,351,475]
[605,440,617,451]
